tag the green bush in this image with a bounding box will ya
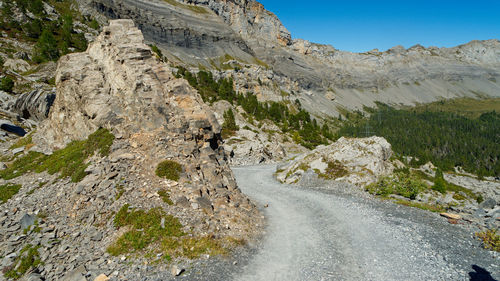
[0,76,14,93]
[155,160,182,181]
[367,172,427,200]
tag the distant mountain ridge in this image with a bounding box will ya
[80,0,500,116]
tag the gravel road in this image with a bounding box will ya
[231,165,499,281]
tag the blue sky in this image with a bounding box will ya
[258,0,500,53]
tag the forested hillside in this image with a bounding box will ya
[337,103,500,177]
[176,67,334,149]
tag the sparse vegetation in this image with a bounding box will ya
[366,172,427,200]
[392,199,446,213]
[155,160,182,181]
[475,229,500,252]
[149,44,167,62]
[175,67,333,149]
[162,0,208,14]
[115,184,125,200]
[108,204,238,260]
[0,128,115,182]
[9,132,33,150]
[158,189,173,205]
[0,76,14,93]
[317,160,348,180]
[3,244,41,279]
[107,204,185,256]
[0,183,22,204]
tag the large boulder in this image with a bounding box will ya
[276,136,394,187]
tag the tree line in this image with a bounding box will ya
[337,104,500,177]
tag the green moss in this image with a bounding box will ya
[3,244,41,279]
[0,128,114,182]
[317,160,348,180]
[107,205,184,256]
[0,183,22,204]
[155,160,182,181]
[158,190,173,205]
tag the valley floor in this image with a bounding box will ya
[231,165,498,281]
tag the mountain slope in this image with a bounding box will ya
[81,0,500,117]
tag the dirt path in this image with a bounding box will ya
[232,165,499,281]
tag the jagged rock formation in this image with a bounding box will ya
[276,136,394,187]
[1,20,261,280]
[12,89,56,121]
[81,0,500,118]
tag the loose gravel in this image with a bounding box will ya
[231,165,499,281]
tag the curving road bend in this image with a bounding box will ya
[231,165,499,281]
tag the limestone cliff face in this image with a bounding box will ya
[35,19,259,236]
[179,0,292,46]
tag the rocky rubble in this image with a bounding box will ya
[0,19,262,280]
[276,136,394,187]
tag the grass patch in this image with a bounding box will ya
[413,97,500,119]
[107,204,184,256]
[155,160,182,181]
[108,205,240,260]
[392,199,446,213]
[0,183,22,204]
[317,160,348,180]
[2,244,41,279]
[161,236,228,259]
[9,132,33,150]
[475,229,500,252]
[0,128,114,182]
[162,0,209,14]
[158,190,174,205]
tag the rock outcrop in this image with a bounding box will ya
[12,88,56,121]
[1,20,261,280]
[276,136,394,187]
